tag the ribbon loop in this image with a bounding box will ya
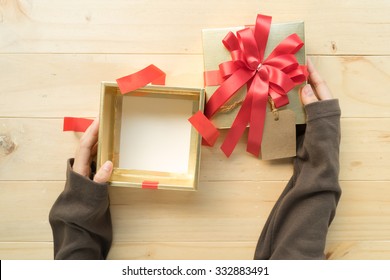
[254,14,272,61]
[237,28,261,69]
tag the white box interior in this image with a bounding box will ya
[119,95,193,173]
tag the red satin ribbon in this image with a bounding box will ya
[63,117,93,132]
[204,70,223,87]
[204,14,308,157]
[116,64,166,94]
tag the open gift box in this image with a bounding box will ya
[97,82,205,191]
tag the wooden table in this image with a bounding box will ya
[1,0,389,259]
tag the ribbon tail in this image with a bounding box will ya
[269,88,289,108]
[220,88,253,157]
[188,111,220,147]
[205,68,254,119]
[204,70,223,86]
[246,75,269,157]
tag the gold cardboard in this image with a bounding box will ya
[97,83,204,191]
[202,21,306,129]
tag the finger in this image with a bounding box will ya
[300,84,319,105]
[77,118,99,159]
[73,118,99,176]
[79,118,99,150]
[73,145,93,177]
[307,57,333,100]
[91,142,98,157]
[94,161,113,184]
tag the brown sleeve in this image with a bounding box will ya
[254,99,342,260]
[49,159,112,260]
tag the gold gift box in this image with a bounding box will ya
[202,21,306,129]
[97,82,205,191]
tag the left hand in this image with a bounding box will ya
[73,118,113,184]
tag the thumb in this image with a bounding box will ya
[94,161,113,184]
[300,84,319,105]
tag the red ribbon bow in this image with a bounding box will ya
[205,14,308,157]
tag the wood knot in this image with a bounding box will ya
[331,41,337,53]
[0,134,16,156]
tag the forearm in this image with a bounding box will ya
[255,99,341,259]
[49,159,113,260]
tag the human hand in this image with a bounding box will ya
[72,118,113,183]
[300,57,333,105]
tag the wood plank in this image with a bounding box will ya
[0,119,77,181]
[0,241,255,260]
[0,182,63,242]
[1,118,389,181]
[325,241,390,260]
[338,118,390,181]
[108,241,390,260]
[0,54,204,118]
[0,0,389,55]
[311,56,390,118]
[0,242,53,260]
[2,241,390,260]
[1,55,389,118]
[108,242,256,260]
[111,181,390,242]
[1,181,389,243]
[0,181,281,242]
[328,181,390,241]
[109,240,390,260]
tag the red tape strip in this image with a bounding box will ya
[63,117,93,132]
[116,64,166,94]
[188,110,220,147]
[142,181,159,189]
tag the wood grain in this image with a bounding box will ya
[0,0,389,260]
[1,181,389,245]
[1,118,389,181]
[1,55,389,118]
[2,241,390,260]
[311,56,390,118]
[1,0,389,55]
[0,54,204,118]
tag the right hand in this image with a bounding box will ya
[300,57,333,105]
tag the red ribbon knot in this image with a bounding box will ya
[204,14,308,157]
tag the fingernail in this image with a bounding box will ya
[302,84,314,96]
[102,161,113,172]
